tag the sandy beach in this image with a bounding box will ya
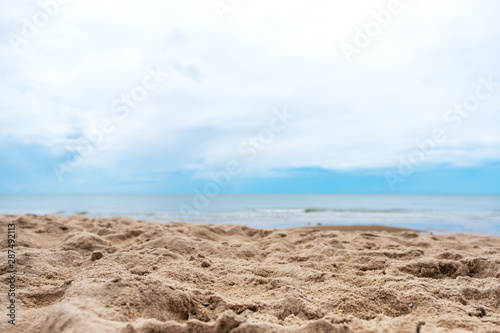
[1,214,499,333]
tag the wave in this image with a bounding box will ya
[303,208,408,214]
[252,208,410,214]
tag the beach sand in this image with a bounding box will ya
[1,214,499,332]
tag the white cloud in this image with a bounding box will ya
[1,0,499,175]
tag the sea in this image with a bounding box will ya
[1,194,499,235]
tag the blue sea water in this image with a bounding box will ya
[0,194,499,235]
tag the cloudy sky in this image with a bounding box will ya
[1,0,499,193]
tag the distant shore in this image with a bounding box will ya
[1,214,499,333]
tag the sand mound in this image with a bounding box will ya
[1,214,499,332]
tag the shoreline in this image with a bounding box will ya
[1,214,499,332]
[297,225,420,233]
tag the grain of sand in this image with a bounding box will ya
[1,214,499,332]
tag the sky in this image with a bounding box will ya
[0,0,499,194]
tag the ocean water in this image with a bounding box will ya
[0,194,499,235]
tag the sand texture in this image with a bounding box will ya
[1,214,500,333]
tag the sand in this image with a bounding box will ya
[1,214,499,333]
